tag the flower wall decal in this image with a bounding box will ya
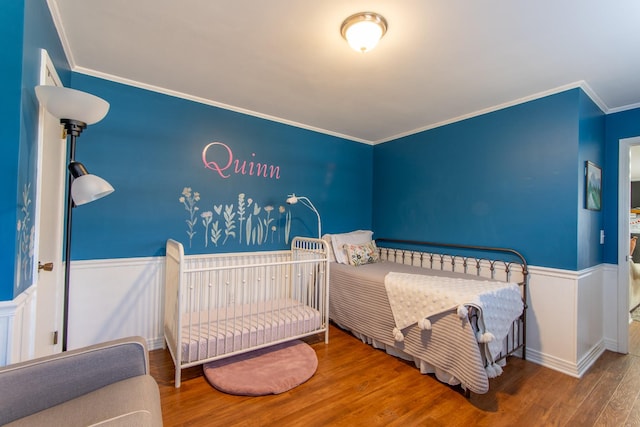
[179,187,200,247]
[16,183,34,290]
[178,187,293,250]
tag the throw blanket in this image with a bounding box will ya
[384,272,523,376]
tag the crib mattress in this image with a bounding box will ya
[177,298,321,363]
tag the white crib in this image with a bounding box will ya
[164,237,329,387]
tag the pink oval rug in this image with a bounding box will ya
[203,340,318,396]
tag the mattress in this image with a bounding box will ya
[176,298,321,363]
[329,261,495,394]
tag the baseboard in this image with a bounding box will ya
[576,340,606,376]
[526,347,581,377]
[147,336,166,351]
[526,340,605,378]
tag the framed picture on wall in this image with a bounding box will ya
[585,161,602,211]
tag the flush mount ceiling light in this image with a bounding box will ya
[340,12,388,53]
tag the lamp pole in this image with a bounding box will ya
[61,120,85,352]
[286,194,322,238]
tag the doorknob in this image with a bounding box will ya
[38,262,54,272]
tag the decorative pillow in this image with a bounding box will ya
[330,230,374,264]
[345,241,380,266]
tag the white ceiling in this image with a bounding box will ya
[48,0,640,144]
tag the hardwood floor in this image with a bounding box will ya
[630,319,640,357]
[150,324,640,426]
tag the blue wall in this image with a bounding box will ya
[577,90,605,270]
[67,74,373,259]
[1,0,70,300]
[0,1,25,301]
[372,89,604,271]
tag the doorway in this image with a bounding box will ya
[33,50,65,357]
[620,137,640,356]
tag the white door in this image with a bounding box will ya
[33,50,66,357]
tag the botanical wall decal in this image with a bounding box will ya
[179,187,292,249]
[16,183,34,290]
[179,187,200,246]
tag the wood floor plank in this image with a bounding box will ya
[150,324,640,427]
[566,353,636,426]
[594,356,640,426]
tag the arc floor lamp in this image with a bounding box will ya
[286,194,321,238]
[35,85,114,351]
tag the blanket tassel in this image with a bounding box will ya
[485,362,503,378]
[417,318,432,330]
[476,331,495,343]
[392,327,404,342]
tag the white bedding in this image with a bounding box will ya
[384,272,523,363]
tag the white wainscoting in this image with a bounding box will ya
[0,286,37,366]
[525,264,608,378]
[66,256,165,351]
[602,263,621,352]
[0,258,623,376]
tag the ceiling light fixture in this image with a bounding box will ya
[340,12,388,53]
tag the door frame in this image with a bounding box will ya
[618,136,640,354]
[32,49,65,356]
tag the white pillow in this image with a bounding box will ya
[321,234,336,262]
[330,230,374,264]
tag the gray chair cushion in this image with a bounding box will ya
[5,375,162,427]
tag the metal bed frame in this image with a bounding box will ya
[375,238,529,363]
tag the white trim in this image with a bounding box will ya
[527,264,583,280]
[45,0,76,69]
[526,339,605,378]
[70,61,619,147]
[609,101,640,115]
[72,66,374,146]
[375,81,608,144]
[32,49,65,358]
[577,339,606,376]
[71,255,164,269]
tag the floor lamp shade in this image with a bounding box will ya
[35,85,109,125]
[68,162,115,205]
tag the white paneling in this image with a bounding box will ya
[577,266,604,358]
[526,266,578,365]
[603,263,624,352]
[0,255,604,379]
[525,264,608,378]
[66,257,164,350]
[0,287,37,366]
[0,303,13,366]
